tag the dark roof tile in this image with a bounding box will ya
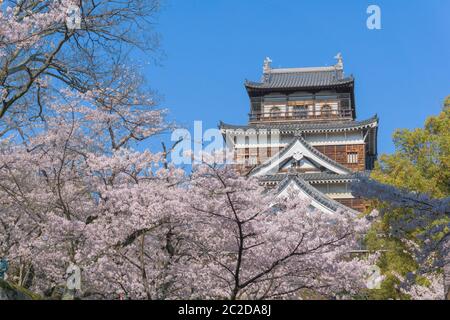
[249,136,352,176]
[260,172,367,183]
[219,115,378,132]
[276,175,359,214]
[245,67,354,90]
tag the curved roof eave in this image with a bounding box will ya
[277,175,359,215]
[249,136,352,177]
[244,78,355,92]
[219,115,379,133]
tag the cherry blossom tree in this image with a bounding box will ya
[1,129,376,300]
[180,161,373,300]
[397,273,445,300]
[0,0,379,296]
[1,0,162,135]
[80,149,189,300]
[0,87,169,297]
[79,159,375,300]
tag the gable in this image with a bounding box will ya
[251,137,351,177]
[276,176,359,215]
[277,180,336,215]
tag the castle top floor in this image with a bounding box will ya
[244,54,356,124]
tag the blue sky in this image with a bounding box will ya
[142,0,450,155]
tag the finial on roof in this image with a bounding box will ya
[334,52,344,70]
[293,151,303,161]
[263,57,272,74]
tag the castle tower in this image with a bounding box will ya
[219,55,378,213]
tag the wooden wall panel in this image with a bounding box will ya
[334,198,369,212]
[314,144,366,172]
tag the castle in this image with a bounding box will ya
[220,55,378,214]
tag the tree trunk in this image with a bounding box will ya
[0,280,39,300]
[444,264,450,300]
[444,236,450,300]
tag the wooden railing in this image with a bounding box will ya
[249,108,353,122]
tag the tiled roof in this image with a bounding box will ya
[249,136,352,176]
[219,115,378,132]
[277,175,359,214]
[245,66,354,90]
[260,172,367,183]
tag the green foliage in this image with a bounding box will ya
[366,100,449,299]
[365,224,415,300]
[371,105,449,198]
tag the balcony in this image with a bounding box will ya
[249,107,353,123]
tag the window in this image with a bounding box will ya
[292,160,302,168]
[293,105,308,118]
[321,104,332,117]
[249,156,258,166]
[347,152,358,164]
[270,107,281,118]
[243,155,257,166]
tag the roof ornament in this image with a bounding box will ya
[287,167,297,176]
[263,57,272,74]
[293,151,303,161]
[334,52,344,70]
